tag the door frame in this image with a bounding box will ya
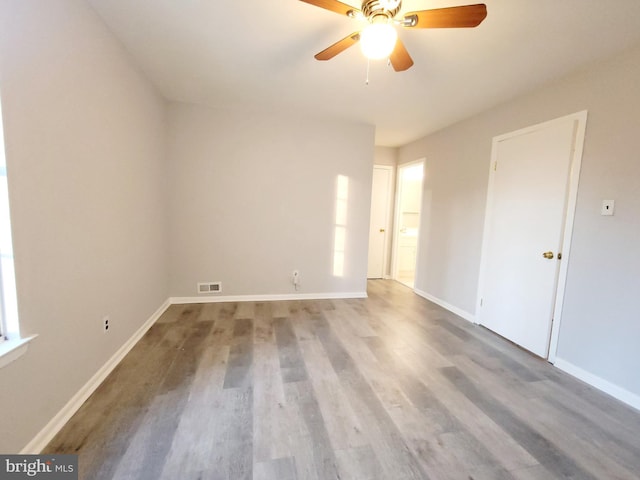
[368,165,394,279]
[391,159,425,287]
[475,111,588,362]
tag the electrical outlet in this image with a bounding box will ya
[292,270,300,290]
[601,199,615,216]
[103,316,110,333]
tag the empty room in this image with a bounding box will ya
[1,1,639,479]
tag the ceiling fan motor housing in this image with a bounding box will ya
[361,0,402,21]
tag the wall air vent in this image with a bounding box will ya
[197,282,222,294]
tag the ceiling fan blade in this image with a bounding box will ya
[315,32,361,61]
[389,38,414,72]
[299,0,360,17]
[404,4,487,29]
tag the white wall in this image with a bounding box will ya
[0,0,169,452]
[399,44,640,401]
[399,123,490,317]
[167,104,374,298]
[374,146,397,167]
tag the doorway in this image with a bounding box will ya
[367,166,393,279]
[476,112,588,359]
[392,161,424,288]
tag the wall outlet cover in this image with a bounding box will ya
[601,199,615,216]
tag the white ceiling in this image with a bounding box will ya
[87,0,640,146]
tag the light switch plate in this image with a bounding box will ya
[601,199,615,216]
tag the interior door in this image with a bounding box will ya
[367,167,392,279]
[478,116,579,358]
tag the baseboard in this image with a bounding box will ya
[21,299,171,454]
[414,288,476,324]
[553,357,640,412]
[170,291,368,304]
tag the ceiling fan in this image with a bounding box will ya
[300,0,487,71]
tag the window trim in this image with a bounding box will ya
[0,335,36,369]
[1,82,28,362]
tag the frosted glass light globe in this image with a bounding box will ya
[360,23,398,60]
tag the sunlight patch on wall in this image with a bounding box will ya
[333,175,349,277]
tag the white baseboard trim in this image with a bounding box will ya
[21,299,171,454]
[414,288,476,324]
[553,357,640,412]
[170,291,368,304]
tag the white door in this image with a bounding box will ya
[477,113,586,358]
[367,166,392,278]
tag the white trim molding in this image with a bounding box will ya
[547,110,589,363]
[0,335,37,369]
[553,357,640,412]
[170,291,368,304]
[414,288,476,324]
[21,299,171,454]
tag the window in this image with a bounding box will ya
[0,94,21,348]
[0,94,35,369]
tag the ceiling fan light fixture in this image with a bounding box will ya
[303,0,487,71]
[359,22,397,60]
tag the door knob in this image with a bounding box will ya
[542,251,554,259]
[379,228,385,233]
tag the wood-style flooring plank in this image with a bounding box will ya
[274,318,308,383]
[297,338,368,452]
[253,457,297,480]
[252,341,288,464]
[334,445,384,480]
[223,318,254,389]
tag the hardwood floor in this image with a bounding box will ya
[46,280,640,479]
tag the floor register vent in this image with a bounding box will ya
[197,282,222,294]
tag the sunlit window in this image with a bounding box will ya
[333,175,349,277]
[0,95,19,342]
